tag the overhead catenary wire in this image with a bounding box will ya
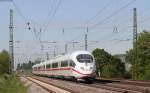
[85,0,114,26]
[11,0,40,26]
[11,0,42,43]
[60,0,115,49]
[89,0,137,30]
[76,5,147,55]
[43,0,62,32]
[64,0,137,51]
[42,0,57,28]
[11,0,46,62]
[11,0,146,56]
[11,0,27,22]
[62,0,114,30]
[80,0,138,50]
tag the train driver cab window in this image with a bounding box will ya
[69,60,76,67]
[77,54,93,63]
[61,61,68,67]
[42,66,45,69]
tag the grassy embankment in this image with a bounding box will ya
[0,74,28,93]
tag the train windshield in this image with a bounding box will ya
[77,54,93,63]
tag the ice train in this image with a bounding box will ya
[32,50,96,81]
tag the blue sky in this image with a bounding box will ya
[0,0,150,65]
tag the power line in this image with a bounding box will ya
[43,0,62,32]
[85,7,150,49]
[63,0,114,30]
[11,1,27,22]
[103,38,132,49]
[62,0,137,50]
[59,0,114,46]
[85,0,114,26]
[11,0,42,46]
[61,0,114,31]
[42,0,57,27]
[12,0,40,26]
[89,0,137,30]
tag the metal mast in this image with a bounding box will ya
[133,8,138,80]
[46,52,49,60]
[65,44,68,54]
[85,27,88,51]
[9,9,14,74]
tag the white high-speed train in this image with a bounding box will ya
[32,50,96,81]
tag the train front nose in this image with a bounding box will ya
[80,66,93,72]
[75,53,96,78]
[80,64,95,74]
[79,65,96,79]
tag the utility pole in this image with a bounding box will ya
[46,52,49,60]
[133,8,138,80]
[9,9,14,74]
[65,44,68,54]
[40,44,44,62]
[53,46,56,57]
[85,27,88,51]
[69,41,79,49]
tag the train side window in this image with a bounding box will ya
[52,63,58,68]
[40,66,43,70]
[43,66,44,69]
[46,64,51,69]
[69,60,76,67]
[61,61,68,67]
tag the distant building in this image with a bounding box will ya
[114,54,131,71]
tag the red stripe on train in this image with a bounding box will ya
[33,67,93,76]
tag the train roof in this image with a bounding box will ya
[32,50,92,68]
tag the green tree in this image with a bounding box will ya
[92,48,111,76]
[126,31,150,80]
[0,50,9,75]
[92,48,125,78]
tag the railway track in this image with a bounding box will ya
[96,78,150,87]
[25,76,75,93]
[94,79,150,93]
[28,75,150,93]
[88,83,149,93]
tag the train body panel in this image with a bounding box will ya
[32,50,96,80]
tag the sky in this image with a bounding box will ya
[0,0,150,66]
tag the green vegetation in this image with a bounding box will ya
[126,31,150,80]
[0,50,28,93]
[0,75,28,93]
[92,31,150,80]
[17,61,34,71]
[92,48,126,78]
[17,60,35,74]
[0,50,9,74]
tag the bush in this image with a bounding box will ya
[0,75,28,93]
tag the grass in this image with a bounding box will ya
[0,74,28,93]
